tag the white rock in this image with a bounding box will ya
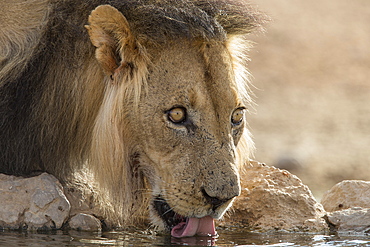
[220,161,327,232]
[326,207,370,235]
[0,173,70,230]
[68,213,102,231]
[321,180,370,212]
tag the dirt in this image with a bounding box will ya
[246,0,370,199]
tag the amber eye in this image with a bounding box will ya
[168,107,187,123]
[231,108,245,125]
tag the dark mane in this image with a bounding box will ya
[51,0,267,46]
[114,0,267,42]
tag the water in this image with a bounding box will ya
[0,228,369,246]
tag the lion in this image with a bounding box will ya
[0,0,266,237]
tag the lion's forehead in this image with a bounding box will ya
[146,41,240,113]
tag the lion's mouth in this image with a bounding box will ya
[152,196,217,238]
[153,196,185,229]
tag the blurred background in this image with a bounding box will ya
[247,0,370,199]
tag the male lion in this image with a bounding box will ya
[0,0,265,237]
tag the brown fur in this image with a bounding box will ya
[0,0,267,230]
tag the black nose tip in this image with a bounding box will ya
[201,188,233,211]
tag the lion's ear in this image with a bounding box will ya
[85,5,135,77]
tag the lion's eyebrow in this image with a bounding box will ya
[236,98,247,109]
[188,84,206,109]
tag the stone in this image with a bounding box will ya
[68,213,102,231]
[326,207,370,235]
[220,161,328,232]
[321,180,370,212]
[321,180,370,235]
[0,173,70,230]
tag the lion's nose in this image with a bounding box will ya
[201,188,236,211]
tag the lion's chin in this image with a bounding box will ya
[152,196,217,238]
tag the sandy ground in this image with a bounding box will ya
[246,0,370,199]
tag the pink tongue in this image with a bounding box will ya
[171,216,216,238]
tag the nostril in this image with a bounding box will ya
[201,188,231,211]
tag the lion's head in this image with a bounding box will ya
[83,2,265,237]
[84,3,260,236]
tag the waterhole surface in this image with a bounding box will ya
[0,228,369,246]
